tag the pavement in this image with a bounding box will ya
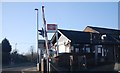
[21,67,39,73]
[22,67,37,71]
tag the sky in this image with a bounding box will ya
[1,2,119,54]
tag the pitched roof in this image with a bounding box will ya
[58,29,91,44]
[51,28,120,45]
[86,26,120,44]
[86,26,120,34]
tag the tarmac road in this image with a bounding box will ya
[1,65,39,73]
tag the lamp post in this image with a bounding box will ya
[35,8,40,71]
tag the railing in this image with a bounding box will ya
[49,62,58,73]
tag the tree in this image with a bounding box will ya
[2,38,12,52]
[2,38,12,65]
[11,49,28,64]
[25,46,37,63]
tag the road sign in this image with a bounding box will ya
[47,24,57,33]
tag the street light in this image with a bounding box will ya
[35,8,40,71]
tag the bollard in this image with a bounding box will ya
[41,58,44,72]
[37,63,41,71]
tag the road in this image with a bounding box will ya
[1,64,39,73]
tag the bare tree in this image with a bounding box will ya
[30,46,34,62]
[25,46,37,63]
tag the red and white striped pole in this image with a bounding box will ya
[42,6,49,72]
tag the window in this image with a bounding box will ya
[98,48,101,53]
[98,45,102,53]
[86,47,90,53]
[75,48,79,53]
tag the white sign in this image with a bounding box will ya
[47,24,57,33]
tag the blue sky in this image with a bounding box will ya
[1,2,118,54]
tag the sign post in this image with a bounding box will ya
[47,24,58,56]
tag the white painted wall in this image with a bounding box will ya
[59,44,66,53]
[55,34,71,53]
[65,46,70,53]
